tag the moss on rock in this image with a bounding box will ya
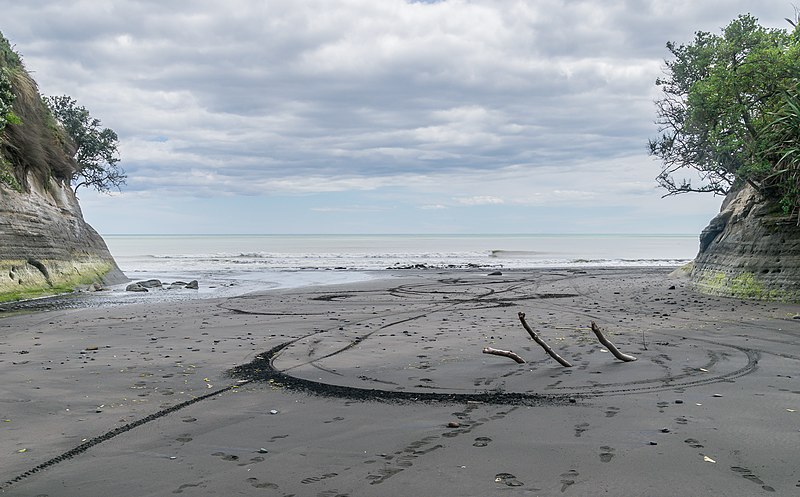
[692,269,799,302]
[0,257,117,302]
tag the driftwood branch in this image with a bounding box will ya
[482,346,526,364]
[517,312,572,367]
[590,321,637,362]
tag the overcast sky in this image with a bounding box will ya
[1,0,794,234]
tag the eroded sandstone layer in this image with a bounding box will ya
[691,184,800,300]
[0,177,126,299]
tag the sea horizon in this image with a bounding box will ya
[102,233,700,284]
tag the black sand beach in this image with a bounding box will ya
[1,268,798,496]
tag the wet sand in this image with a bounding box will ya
[1,267,799,496]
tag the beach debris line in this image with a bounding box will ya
[517,312,573,367]
[589,321,638,362]
[482,346,526,364]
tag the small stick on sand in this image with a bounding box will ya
[517,312,572,367]
[482,346,526,364]
[590,321,637,362]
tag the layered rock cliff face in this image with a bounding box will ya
[690,184,800,300]
[0,32,125,300]
[0,177,126,299]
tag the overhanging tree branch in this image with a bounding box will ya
[44,95,125,194]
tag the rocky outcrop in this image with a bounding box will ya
[690,184,800,300]
[0,31,126,301]
[0,176,126,300]
[125,279,199,292]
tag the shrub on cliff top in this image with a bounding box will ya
[650,14,800,219]
[0,31,123,194]
[0,32,21,135]
[45,95,125,194]
[0,31,75,189]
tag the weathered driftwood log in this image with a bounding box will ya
[590,321,637,362]
[482,346,526,364]
[517,312,572,367]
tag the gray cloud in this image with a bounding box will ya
[1,0,794,198]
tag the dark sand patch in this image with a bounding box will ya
[2,268,799,495]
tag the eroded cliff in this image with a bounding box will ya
[0,32,125,300]
[0,177,126,300]
[690,184,800,300]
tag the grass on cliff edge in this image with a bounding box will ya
[0,284,78,303]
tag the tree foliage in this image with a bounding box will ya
[0,32,22,133]
[44,95,125,193]
[649,14,800,215]
[0,68,18,131]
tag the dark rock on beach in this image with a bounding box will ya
[126,279,199,292]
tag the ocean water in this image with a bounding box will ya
[103,234,699,294]
[0,234,700,311]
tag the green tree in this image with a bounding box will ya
[759,82,800,216]
[44,95,125,193]
[649,14,800,207]
[0,68,20,131]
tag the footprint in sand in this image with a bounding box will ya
[172,482,203,494]
[490,410,513,420]
[301,473,338,484]
[675,416,688,425]
[317,491,350,497]
[246,477,278,489]
[604,407,620,418]
[730,467,775,491]
[210,452,264,466]
[574,423,589,437]
[211,452,239,462]
[731,466,763,484]
[684,438,704,448]
[494,472,524,486]
[323,416,345,424]
[560,469,579,492]
[473,437,492,447]
[599,446,615,462]
[239,456,265,466]
[175,434,193,443]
